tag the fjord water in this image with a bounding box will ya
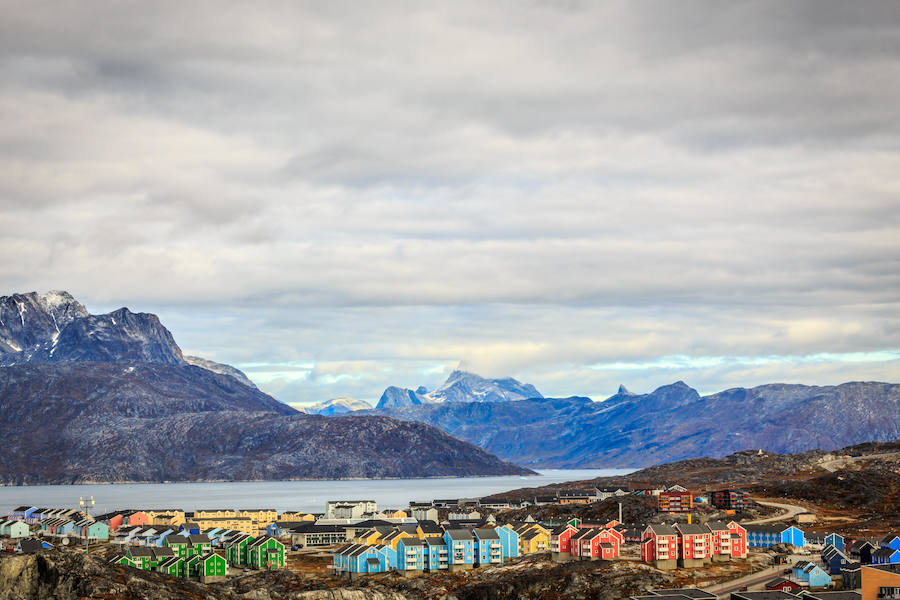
[0,469,631,515]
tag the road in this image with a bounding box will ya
[702,561,792,596]
[745,499,807,525]
[820,451,900,472]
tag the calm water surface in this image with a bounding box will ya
[0,469,632,515]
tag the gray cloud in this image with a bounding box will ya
[1,1,899,404]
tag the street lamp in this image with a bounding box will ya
[79,496,94,553]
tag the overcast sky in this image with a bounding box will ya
[2,1,899,407]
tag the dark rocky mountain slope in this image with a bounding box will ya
[371,380,900,468]
[0,291,531,483]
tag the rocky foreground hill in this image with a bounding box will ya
[0,291,530,483]
[0,548,676,600]
[370,380,900,468]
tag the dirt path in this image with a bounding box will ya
[745,499,807,524]
[820,451,900,472]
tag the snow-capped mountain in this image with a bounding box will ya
[0,291,88,353]
[374,370,543,409]
[304,397,373,415]
[0,290,532,483]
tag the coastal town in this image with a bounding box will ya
[2,481,899,600]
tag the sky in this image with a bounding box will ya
[1,1,899,407]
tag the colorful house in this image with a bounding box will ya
[657,491,693,513]
[744,524,804,548]
[881,535,900,551]
[764,577,802,593]
[641,524,679,569]
[82,521,110,541]
[2,520,30,539]
[872,548,900,565]
[706,520,748,560]
[225,533,255,566]
[825,533,845,552]
[247,536,285,570]
[396,537,426,572]
[444,529,476,570]
[333,544,390,575]
[156,556,185,577]
[822,544,852,574]
[164,534,191,558]
[550,524,578,555]
[793,560,832,588]
[194,553,227,579]
[518,526,550,555]
[424,536,449,571]
[473,528,502,565]
[674,523,712,567]
[494,525,520,560]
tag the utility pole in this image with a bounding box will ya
[618,501,623,524]
[79,496,94,553]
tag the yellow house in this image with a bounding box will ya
[195,509,237,519]
[237,509,279,533]
[353,528,384,546]
[520,528,550,554]
[383,509,408,519]
[194,516,255,535]
[146,510,186,527]
[279,512,315,522]
[379,529,415,550]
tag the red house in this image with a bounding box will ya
[674,523,713,567]
[100,510,150,532]
[550,524,578,554]
[568,527,622,560]
[641,524,679,569]
[658,491,693,513]
[765,577,802,592]
[706,520,747,559]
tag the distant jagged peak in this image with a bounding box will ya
[305,397,373,415]
[617,384,635,396]
[375,368,543,409]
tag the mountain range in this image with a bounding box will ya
[376,370,543,408]
[367,380,900,468]
[0,291,532,484]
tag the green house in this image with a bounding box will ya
[164,535,191,558]
[197,553,227,578]
[127,546,155,570]
[114,555,141,569]
[226,533,255,566]
[156,556,185,578]
[185,554,201,577]
[247,536,285,570]
[187,534,212,557]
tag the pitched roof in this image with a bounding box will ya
[675,523,708,535]
[648,524,678,536]
[473,528,500,540]
[445,528,474,541]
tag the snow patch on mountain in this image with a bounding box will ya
[374,370,543,409]
[304,397,373,415]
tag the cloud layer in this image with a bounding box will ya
[2,1,899,405]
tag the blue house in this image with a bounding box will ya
[332,543,391,575]
[822,545,851,575]
[881,535,900,551]
[793,560,831,587]
[396,538,426,572]
[11,507,37,522]
[872,548,900,565]
[473,528,502,565]
[745,524,804,548]
[804,563,832,588]
[424,536,449,571]
[825,533,845,552]
[444,529,476,569]
[495,525,520,560]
